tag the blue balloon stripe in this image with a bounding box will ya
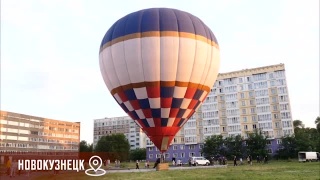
[100,8,217,49]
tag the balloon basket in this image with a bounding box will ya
[156,163,169,171]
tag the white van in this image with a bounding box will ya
[298,151,319,162]
[190,157,210,166]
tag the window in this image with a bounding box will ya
[269,73,274,79]
[272,97,277,103]
[173,145,177,150]
[189,145,195,149]
[180,145,184,150]
[277,139,282,144]
[156,154,161,158]
[266,140,271,145]
[189,152,195,157]
[165,153,170,158]
[244,125,248,130]
[181,153,185,158]
[199,144,204,149]
[242,117,247,122]
[251,108,255,113]
[239,78,243,83]
[253,124,257,129]
[149,154,153,159]
[173,153,178,158]
[273,105,278,111]
[240,93,245,99]
[250,100,255,105]
[274,122,280,128]
[270,81,275,86]
[242,109,246,114]
[242,101,246,106]
[252,116,257,122]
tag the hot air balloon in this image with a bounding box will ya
[99,8,220,153]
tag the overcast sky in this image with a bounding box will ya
[1,0,319,143]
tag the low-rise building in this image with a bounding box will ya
[0,110,80,164]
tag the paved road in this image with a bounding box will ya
[106,165,227,173]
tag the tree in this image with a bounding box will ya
[276,135,297,159]
[276,126,320,159]
[315,116,320,133]
[224,135,245,159]
[201,135,224,158]
[245,129,268,158]
[80,140,93,152]
[130,148,146,161]
[293,120,303,128]
[94,134,130,161]
[293,120,303,133]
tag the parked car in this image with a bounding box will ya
[190,157,210,166]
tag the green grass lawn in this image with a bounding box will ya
[34,161,320,180]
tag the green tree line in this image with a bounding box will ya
[202,117,320,160]
[80,134,146,161]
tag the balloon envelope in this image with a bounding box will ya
[99,8,220,152]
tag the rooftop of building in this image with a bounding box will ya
[217,63,285,79]
[0,110,80,125]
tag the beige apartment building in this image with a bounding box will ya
[0,110,80,164]
[146,63,294,162]
[93,116,147,150]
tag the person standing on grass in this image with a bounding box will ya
[136,160,139,169]
[239,157,243,165]
[10,159,18,177]
[249,155,252,165]
[233,156,237,166]
[6,158,11,176]
[264,155,268,164]
[153,158,160,168]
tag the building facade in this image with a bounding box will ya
[0,110,80,164]
[146,64,294,163]
[93,116,146,149]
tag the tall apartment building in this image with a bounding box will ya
[93,116,146,149]
[0,110,80,164]
[146,64,294,162]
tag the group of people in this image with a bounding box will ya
[6,159,21,177]
[232,155,269,166]
[134,160,152,169]
[171,158,183,166]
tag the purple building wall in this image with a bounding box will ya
[266,139,281,155]
[146,144,204,163]
[146,139,281,162]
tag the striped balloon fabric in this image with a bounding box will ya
[99,8,220,152]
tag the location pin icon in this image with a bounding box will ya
[89,156,103,172]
